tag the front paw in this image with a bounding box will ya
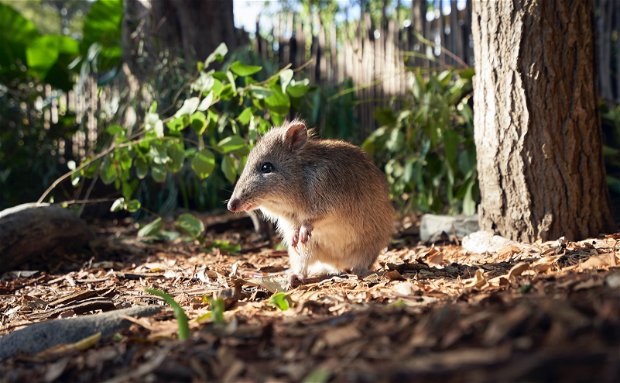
[291,227,300,248]
[288,273,304,288]
[299,223,313,244]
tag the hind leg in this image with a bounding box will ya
[287,243,315,287]
[324,245,381,277]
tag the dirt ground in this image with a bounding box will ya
[1,213,620,382]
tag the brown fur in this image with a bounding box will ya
[228,120,394,278]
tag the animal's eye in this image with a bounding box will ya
[260,162,274,174]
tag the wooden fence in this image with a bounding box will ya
[43,0,620,162]
[255,0,620,137]
[255,0,474,137]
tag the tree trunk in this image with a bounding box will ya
[449,0,464,65]
[411,0,426,67]
[472,0,616,242]
[123,0,241,81]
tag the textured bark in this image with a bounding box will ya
[123,0,241,80]
[472,0,616,242]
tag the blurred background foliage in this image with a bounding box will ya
[1,0,620,219]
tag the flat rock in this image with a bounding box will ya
[0,305,161,361]
[462,230,523,253]
[419,214,480,241]
[0,203,93,273]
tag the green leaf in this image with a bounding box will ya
[286,79,310,97]
[208,297,225,324]
[230,61,262,76]
[175,97,200,117]
[197,92,214,111]
[271,113,284,126]
[191,149,215,179]
[26,35,78,77]
[110,197,125,212]
[443,130,459,170]
[106,124,124,136]
[204,42,228,67]
[174,213,205,239]
[135,156,148,179]
[166,115,189,133]
[462,179,476,215]
[126,199,141,213]
[269,292,291,311]
[151,164,167,183]
[221,156,237,184]
[249,85,273,99]
[279,69,294,93]
[226,70,237,93]
[138,217,163,238]
[217,135,246,154]
[237,107,253,125]
[145,288,190,341]
[190,111,207,135]
[207,240,241,254]
[386,129,404,152]
[70,170,81,186]
[121,178,137,198]
[265,87,290,115]
[101,157,117,185]
[118,150,132,172]
[192,71,215,93]
[149,144,170,165]
[166,141,185,173]
[81,0,123,71]
[459,67,475,80]
[303,368,331,383]
[0,3,40,79]
[209,78,224,97]
[145,112,164,137]
[374,108,397,126]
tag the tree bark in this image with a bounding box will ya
[123,0,241,81]
[472,0,616,242]
[411,0,426,67]
[449,0,464,65]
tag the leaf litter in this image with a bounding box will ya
[0,214,620,382]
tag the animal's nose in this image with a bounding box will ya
[227,198,240,212]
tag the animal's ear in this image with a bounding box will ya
[283,121,307,151]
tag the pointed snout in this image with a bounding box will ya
[227,198,241,212]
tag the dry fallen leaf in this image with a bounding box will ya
[488,275,510,287]
[465,269,487,288]
[385,270,405,281]
[578,254,618,271]
[507,262,530,280]
[530,256,560,273]
[425,248,444,266]
[496,245,522,261]
[245,274,289,293]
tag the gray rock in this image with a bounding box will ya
[419,214,479,241]
[0,306,161,361]
[461,230,521,253]
[0,203,93,273]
